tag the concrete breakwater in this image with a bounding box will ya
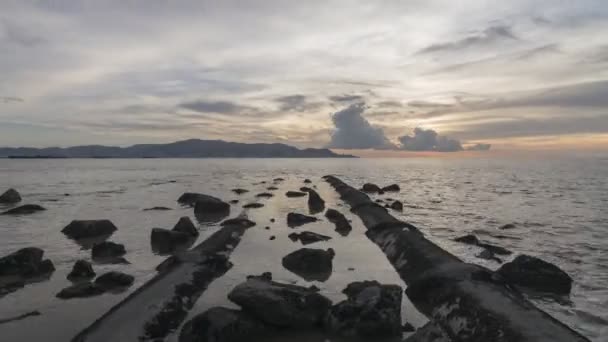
[322,175,589,342]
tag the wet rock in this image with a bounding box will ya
[375,199,384,203]
[300,186,313,192]
[1,204,46,215]
[402,322,415,332]
[287,212,318,227]
[325,209,352,236]
[247,272,273,281]
[497,254,573,294]
[266,186,278,191]
[304,179,312,184]
[326,280,403,337]
[190,194,230,213]
[273,178,285,182]
[151,228,192,254]
[269,236,276,241]
[256,192,274,198]
[361,183,381,193]
[229,199,239,204]
[453,234,480,245]
[0,188,21,204]
[67,260,95,280]
[56,282,105,299]
[404,321,451,342]
[264,226,270,230]
[0,247,55,282]
[499,223,517,230]
[286,191,307,198]
[453,234,511,255]
[91,241,126,260]
[288,231,332,245]
[390,200,403,211]
[228,277,332,328]
[61,220,118,240]
[381,184,400,192]
[179,307,271,342]
[243,202,264,209]
[282,248,334,282]
[231,188,249,195]
[143,206,172,211]
[221,217,256,228]
[270,218,275,223]
[94,271,135,290]
[0,310,41,325]
[173,216,199,237]
[476,249,502,263]
[307,189,325,214]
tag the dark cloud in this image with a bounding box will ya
[398,127,463,152]
[1,20,45,46]
[466,143,492,151]
[376,100,404,108]
[329,94,365,103]
[275,94,322,112]
[327,103,395,149]
[179,100,255,114]
[417,25,518,54]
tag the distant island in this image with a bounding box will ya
[0,139,356,158]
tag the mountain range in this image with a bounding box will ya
[0,139,356,158]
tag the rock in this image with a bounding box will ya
[269,236,276,241]
[143,206,172,211]
[304,179,312,184]
[229,199,239,204]
[256,192,274,198]
[402,322,416,332]
[1,204,46,215]
[0,247,55,279]
[403,321,451,342]
[94,271,135,290]
[222,217,256,228]
[361,183,381,193]
[326,280,403,337]
[173,216,199,237]
[300,186,313,192]
[0,188,21,204]
[264,226,270,230]
[288,231,332,245]
[273,178,285,182]
[270,218,275,223]
[282,248,334,282]
[266,186,278,191]
[56,282,105,299]
[285,191,307,198]
[228,278,332,328]
[247,272,273,281]
[476,249,502,263]
[307,189,325,214]
[453,234,480,245]
[499,223,517,230]
[381,184,400,192]
[243,202,264,209]
[91,241,126,260]
[453,234,511,255]
[151,228,192,254]
[67,260,95,280]
[61,220,118,240]
[231,188,249,195]
[192,194,230,215]
[325,209,352,236]
[287,212,318,227]
[390,200,403,211]
[497,254,573,294]
[179,307,271,342]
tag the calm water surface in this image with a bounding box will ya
[0,157,606,341]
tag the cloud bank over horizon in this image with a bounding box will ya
[0,1,607,151]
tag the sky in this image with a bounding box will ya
[1,0,607,153]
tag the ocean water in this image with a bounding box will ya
[0,157,606,341]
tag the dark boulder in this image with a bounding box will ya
[282,248,334,282]
[229,199,239,204]
[325,280,403,337]
[307,190,325,214]
[300,186,312,192]
[0,188,21,204]
[221,217,256,228]
[256,192,274,198]
[173,216,199,237]
[325,209,352,236]
[304,179,312,184]
[178,193,228,210]
[243,202,264,209]
[1,204,46,215]
[143,206,172,211]
[288,231,332,245]
[151,228,193,255]
[266,186,278,191]
[228,278,331,328]
[179,307,271,342]
[453,234,480,245]
[0,247,55,280]
[497,254,573,294]
[390,200,403,211]
[286,191,307,198]
[361,183,381,193]
[61,220,118,240]
[191,194,230,223]
[56,282,105,299]
[381,184,400,192]
[91,241,126,260]
[287,213,318,227]
[231,188,249,195]
[94,271,134,290]
[67,260,95,280]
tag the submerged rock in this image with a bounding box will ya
[453,234,511,255]
[273,178,285,182]
[0,247,55,281]
[307,189,325,214]
[0,188,21,204]
[228,278,331,328]
[173,216,199,237]
[67,260,95,281]
[325,280,403,337]
[1,204,46,215]
[325,209,352,236]
[287,212,318,227]
[229,199,239,204]
[143,206,172,211]
[453,234,480,245]
[61,220,118,240]
[94,271,134,290]
[300,186,313,192]
[91,241,126,260]
[221,217,256,228]
[255,192,274,198]
[497,254,573,294]
[179,307,271,342]
[381,184,400,192]
[151,228,193,254]
[361,183,381,193]
[390,200,404,211]
[304,179,312,184]
[282,248,334,282]
[231,188,249,195]
[56,282,105,299]
[285,191,307,198]
[476,249,502,263]
[243,202,264,209]
[499,223,517,230]
[288,231,332,245]
[178,193,227,209]
[266,186,278,191]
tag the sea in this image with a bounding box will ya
[0,157,606,341]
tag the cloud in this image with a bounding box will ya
[417,24,518,54]
[327,103,395,149]
[398,127,463,152]
[329,94,365,103]
[179,100,255,114]
[0,96,24,103]
[275,94,322,112]
[376,100,403,108]
[466,143,492,151]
